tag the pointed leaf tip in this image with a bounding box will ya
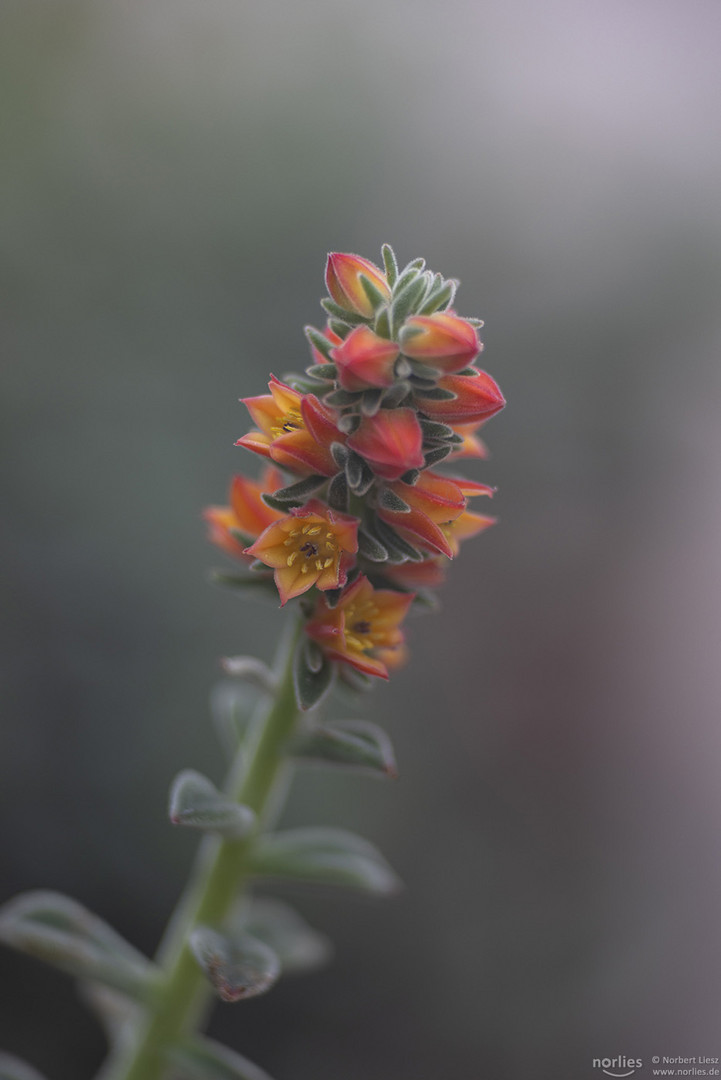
[169,771,256,839]
[189,926,280,1003]
[0,891,154,999]
[290,719,398,779]
[250,827,402,896]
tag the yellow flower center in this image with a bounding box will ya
[271,409,303,439]
[284,522,339,575]
[343,599,381,654]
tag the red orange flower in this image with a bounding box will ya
[204,466,285,561]
[325,253,390,318]
[399,312,480,373]
[446,420,489,461]
[331,326,399,391]
[439,477,496,556]
[376,470,468,558]
[237,375,342,476]
[244,499,359,606]
[415,368,505,425]
[306,575,413,679]
[346,408,424,481]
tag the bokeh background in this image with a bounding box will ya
[2,1,721,1077]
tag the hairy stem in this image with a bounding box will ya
[103,618,303,1080]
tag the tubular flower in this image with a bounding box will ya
[204,465,286,560]
[439,477,496,556]
[218,245,505,681]
[244,499,359,606]
[376,470,468,558]
[399,312,481,373]
[347,408,424,481]
[237,375,342,476]
[446,420,489,461]
[306,575,413,680]
[331,326,399,392]
[415,368,505,425]
[325,253,391,318]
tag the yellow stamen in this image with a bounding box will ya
[287,552,298,566]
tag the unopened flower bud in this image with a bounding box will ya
[332,326,399,391]
[415,368,505,424]
[325,253,391,318]
[399,312,481,373]
[347,408,424,481]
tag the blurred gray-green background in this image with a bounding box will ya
[2,2,721,1077]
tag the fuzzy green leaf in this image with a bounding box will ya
[381,243,398,287]
[359,273,388,312]
[0,1054,49,1080]
[380,381,411,409]
[373,306,391,339]
[324,388,361,408]
[167,1037,276,1080]
[250,827,401,895]
[219,656,275,691]
[189,927,280,1003]
[414,385,457,401]
[289,719,397,779]
[419,419,455,441]
[326,471,349,513]
[320,298,366,325]
[417,277,457,315]
[377,488,411,513]
[357,529,389,562]
[423,445,452,467]
[303,325,336,361]
[293,638,336,711]
[390,275,428,335]
[169,771,256,839]
[344,451,364,491]
[265,474,326,505]
[305,364,337,383]
[360,389,383,416]
[237,898,331,975]
[209,571,280,603]
[0,892,155,999]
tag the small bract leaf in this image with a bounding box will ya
[289,719,398,779]
[381,243,398,287]
[326,471,349,513]
[320,298,366,325]
[378,488,411,513]
[238,898,332,975]
[0,892,154,999]
[0,1054,49,1080]
[167,1036,276,1080]
[169,771,256,839]
[293,638,336,711]
[359,273,388,312]
[390,275,427,336]
[357,529,389,563]
[268,474,326,504]
[209,571,280,603]
[210,682,262,760]
[249,827,401,896]
[303,324,336,361]
[189,926,280,1003]
[219,657,276,692]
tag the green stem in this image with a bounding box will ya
[104,618,303,1080]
